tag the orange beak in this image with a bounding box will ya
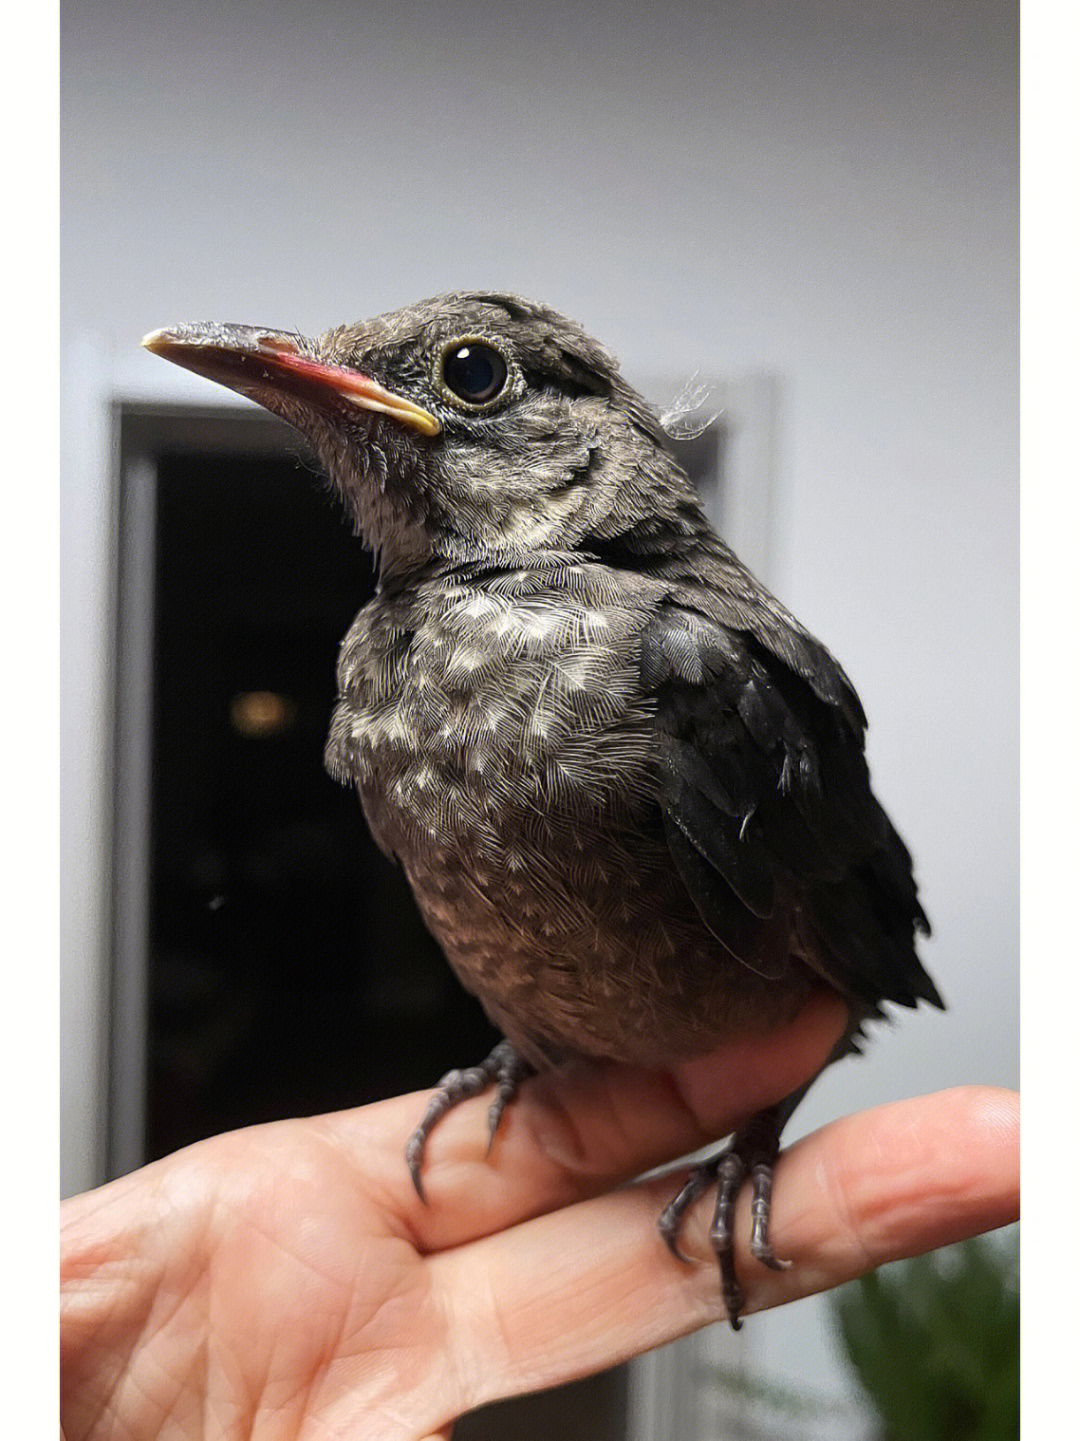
[141,322,441,437]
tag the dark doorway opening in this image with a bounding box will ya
[114,417,501,1166]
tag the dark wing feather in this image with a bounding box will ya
[642,602,941,1011]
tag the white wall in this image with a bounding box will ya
[62,0,1017,1422]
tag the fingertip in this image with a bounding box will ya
[962,1084,1020,1148]
[787,1085,1020,1271]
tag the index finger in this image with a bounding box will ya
[319,992,849,1250]
[430,1085,1019,1414]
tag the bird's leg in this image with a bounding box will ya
[657,1103,793,1330]
[405,1040,533,1201]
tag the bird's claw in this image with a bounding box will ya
[405,1040,532,1199]
[658,1166,717,1263]
[658,1117,788,1330]
[748,1161,792,1272]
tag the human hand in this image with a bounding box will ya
[61,996,1018,1441]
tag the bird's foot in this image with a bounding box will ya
[657,1111,792,1330]
[405,1040,533,1201]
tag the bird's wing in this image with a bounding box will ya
[641,600,940,1010]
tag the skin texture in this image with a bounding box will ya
[61,995,1019,1441]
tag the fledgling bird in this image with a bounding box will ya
[144,293,941,1327]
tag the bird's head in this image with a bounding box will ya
[143,292,704,578]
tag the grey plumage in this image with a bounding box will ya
[144,292,941,1325]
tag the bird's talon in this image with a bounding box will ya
[750,1243,792,1272]
[484,1116,500,1158]
[407,1158,426,1203]
[659,1115,788,1327]
[658,1211,693,1264]
[405,1041,533,1192]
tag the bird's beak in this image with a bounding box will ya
[141,322,442,437]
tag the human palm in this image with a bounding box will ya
[61,996,1018,1441]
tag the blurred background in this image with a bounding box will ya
[61,1,1017,1437]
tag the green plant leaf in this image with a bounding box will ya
[831,1232,1018,1441]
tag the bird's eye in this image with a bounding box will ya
[439,341,509,407]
